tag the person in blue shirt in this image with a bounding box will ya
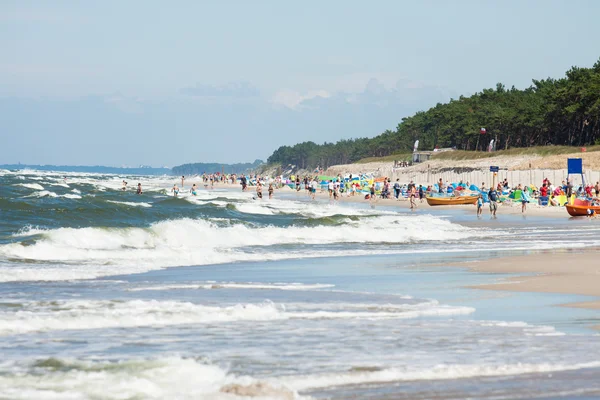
[488,188,498,216]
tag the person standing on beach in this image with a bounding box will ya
[328,180,334,199]
[476,194,483,216]
[409,185,417,209]
[418,185,424,202]
[310,178,318,200]
[393,179,401,199]
[256,181,263,199]
[438,178,444,193]
[268,183,274,199]
[488,187,498,217]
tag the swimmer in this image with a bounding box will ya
[191,183,197,196]
[136,183,142,195]
[172,184,179,197]
[122,180,127,191]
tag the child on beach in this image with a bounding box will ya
[477,194,483,216]
[521,190,529,213]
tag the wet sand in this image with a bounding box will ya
[451,252,600,316]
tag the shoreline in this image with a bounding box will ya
[186,180,571,218]
[195,181,600,322]
[450,251,600,329]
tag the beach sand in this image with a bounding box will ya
[275,184,567,217]
[451,251,600,329]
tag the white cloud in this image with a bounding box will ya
[271,89,331,109]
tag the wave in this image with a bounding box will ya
[107,200,153,208]
[278,361,600,391]
[0,357,298,400]
[3,356,599,399]
[128,282,335,291]
[24,190,82,199]
[15,183,45,190]
[0,215,480,281]
[0,298,473,336]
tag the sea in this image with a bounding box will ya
[1,169,600,400]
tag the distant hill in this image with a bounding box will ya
[171,160,264,176]
[0,164,171,175]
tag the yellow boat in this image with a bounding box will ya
[426,195,478,206]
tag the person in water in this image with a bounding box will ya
[256,181,263,199]
[172,184,179,197]
[268,183,274,199]
[136,183,142,195]
[181,176,185,188]
[190,183,197,196]
[122,180,127,191]
[476,194,483,216]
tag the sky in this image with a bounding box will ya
[1,0,600,167]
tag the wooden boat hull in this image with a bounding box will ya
[566,204,600,217]
[426,196,478,206]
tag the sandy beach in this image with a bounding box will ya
[272,183,568,218]
[454,252,600,308]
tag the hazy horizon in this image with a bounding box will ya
[2,0,600,166]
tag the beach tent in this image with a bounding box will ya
[510,190,523,201]
[469,184,479,191]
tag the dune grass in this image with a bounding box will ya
[355,152,413,164]
[427,146,600,161]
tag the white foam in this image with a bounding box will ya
[62,193,82,199]
[15,183,45,190]
[128,282,335,291]
[107,200,153,208]
[23,191,81,199]
[0,357,298,400]
[0,215,480,282]
[25,190,58,198]
[0,299,473,335]
[279,361,600,391]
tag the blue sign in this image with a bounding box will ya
[490,166,499,172]
[567,158,582,174]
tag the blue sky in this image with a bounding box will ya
[2,0,599,167]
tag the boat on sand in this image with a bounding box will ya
[426,195,478,206]
[565,198,600,216]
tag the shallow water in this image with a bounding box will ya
[1,169,600,399]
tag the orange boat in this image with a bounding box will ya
[426,196,478,206]
[566,198,600,216]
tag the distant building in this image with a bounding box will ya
[412,152,432,163]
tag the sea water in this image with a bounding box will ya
[1,169,600,399]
